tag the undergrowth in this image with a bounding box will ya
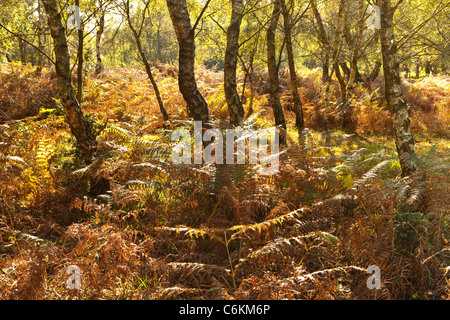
[0,64,449,300]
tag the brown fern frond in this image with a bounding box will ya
[353,160,391,188]
[290,219,332,236]
[293,266,367,283]
[234,233,319,274]
[229,208,312,239]
[148,286,203,299]
[153,225,225,244]
[147,285,233,300]
[281,265,367,297]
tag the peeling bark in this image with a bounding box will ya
[166,0,211,126]
[95,6,105,75]
[224,0,245,126]
[76,26,84,102]
[379,0,418,177]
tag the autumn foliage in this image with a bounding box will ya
[0,63,449,300]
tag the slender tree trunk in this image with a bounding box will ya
[134,33,169,121]
[156,18,164,63]
[281,0,304,129]
[241,72,247,104]
[267,0,286,141]
[340,62,350,78]
[239,40,258,118]
[366,60,382,83]
[77,25,84,102]
[95,8,105,75]
[312,0,331,142]
[335,63,354,132]
[248,53,255,117]
[347,0,366,89]
[323,70,332,145]
[166,0,211,125]
[311,0,329,84]
[341,62,364,83]
[18,38,27,65]
[322,53,330,82]
[334,64,347,106]
[224,0,245,126]
[379,0,418,177]
[415,61,420,78]
[42,0,97,164]
[425,60,431,75]
[75,0,84,103]
[124,1,169,121]
[136,35,169,121]
[356,66,364,82]
[330,0,346,79]
[331,0,355,133]
[36,0,43,76]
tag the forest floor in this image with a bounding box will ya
[0,62,449,299]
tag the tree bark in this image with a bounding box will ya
[415,61,420,78]
[36,0,43,76]
[312,0,331,142]
[18,38,27,65]
[347,0,366,89]
[77,25,84,103]
[331,0,354,133]
[365,60,382,83]
[311,0,329,83]
[95,5,105,75]
[425,60,432,75]
[334,64,347,105]
[267,0,286,141]
[335,63,355,132]
[322,53,330,82]
[238,37,259,118]
[248,53,255,117]
[42,0,97,164]
[156,16,164,63]
[379,0,418,177]
[281,0,304,129]
[224,0,245,126]
[166,0,211,126]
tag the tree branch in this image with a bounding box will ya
[0,22,56,66]
[191,0,212,35]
